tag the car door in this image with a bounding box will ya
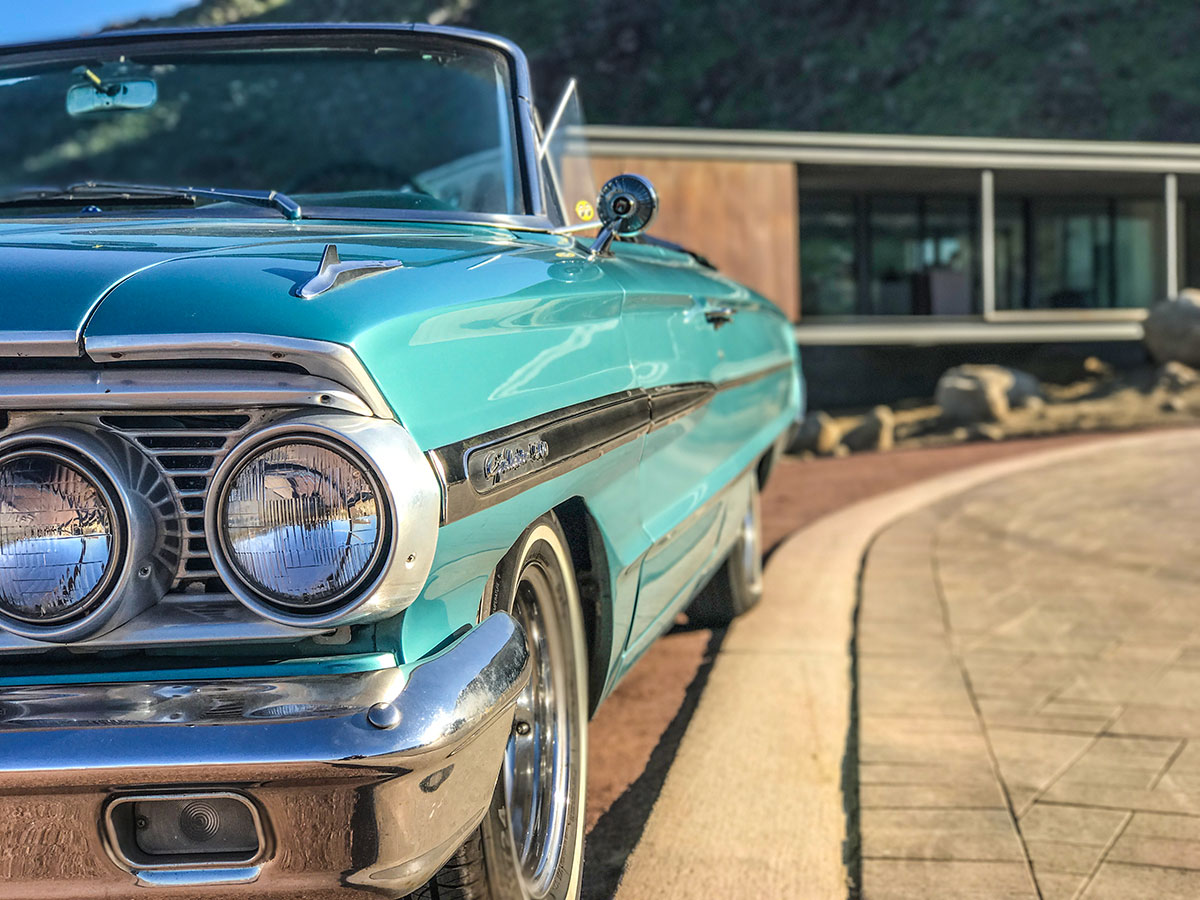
[701,272,798,476]
[606,243,735,664]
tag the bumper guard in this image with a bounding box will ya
[0,612,529,899]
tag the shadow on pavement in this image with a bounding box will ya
[581,627,727,900]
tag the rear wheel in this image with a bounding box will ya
[410,513,587,900]
[685,480,764,628]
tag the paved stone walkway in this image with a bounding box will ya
[858,431,1200,899]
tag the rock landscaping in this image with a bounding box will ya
[792,338,1200,457]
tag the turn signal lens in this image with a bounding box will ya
[0,453,116,623]
[221,441,382,610]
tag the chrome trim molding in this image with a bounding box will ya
[133,867,262,889]
[432,391,651,524]
[0,597,335,654]
[205,413,441,628]
[0,612,530,899]
[429,362,793,523]
[647,382,716,429]
[83,333,393,418]
[0,330,79,358]
[0,369,373,415]
[714,360,795,393]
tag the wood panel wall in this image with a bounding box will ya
[590,156,800,320]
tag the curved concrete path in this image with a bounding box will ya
[612,429,1197,900]
[858,429,1200,900]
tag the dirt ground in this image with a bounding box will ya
[581,429,1131,896]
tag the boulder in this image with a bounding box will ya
[966,422,1006,442]
[1157,360,1200,392]
[788,411,843,456]
[842,405,895,453]
[1082,356,1114,379]
[1163,395,1188,413]
[1144,289,1200,366]
[935,364,1042,423]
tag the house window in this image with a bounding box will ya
[800,192,979,317]
[798,194,858,317]
[995,197,1164,310]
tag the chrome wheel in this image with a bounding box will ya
[504,558,572,898]
[413,516,586,900]
[741,485,764,599]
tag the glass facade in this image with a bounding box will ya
[995,197,1164,310]
[800,193,979,317]
[800,184,1166,317]
[797,195,858,317]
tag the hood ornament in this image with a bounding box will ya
[294,244,402,299]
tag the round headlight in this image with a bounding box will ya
[0,451,119,624]
[219,440,384,612]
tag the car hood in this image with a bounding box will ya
[0,217,555,352]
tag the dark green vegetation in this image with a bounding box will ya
[114,0,1200,140]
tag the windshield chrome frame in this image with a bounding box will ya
[0,23,562,231]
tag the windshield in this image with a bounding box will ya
[0,32,527,218]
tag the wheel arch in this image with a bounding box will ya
[551,496,613,718]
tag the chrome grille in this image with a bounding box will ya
[98,411,282,590]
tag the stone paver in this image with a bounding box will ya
[858,432,1200,900]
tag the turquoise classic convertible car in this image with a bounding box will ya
[0,23,801,900]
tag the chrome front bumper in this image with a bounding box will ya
[0,613,530,899]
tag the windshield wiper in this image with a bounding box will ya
[0,181,303,220]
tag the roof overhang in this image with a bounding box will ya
[587,125,1200,175]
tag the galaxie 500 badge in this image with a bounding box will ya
[467,437,551,491]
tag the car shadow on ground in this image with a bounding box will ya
[581,626,727,899]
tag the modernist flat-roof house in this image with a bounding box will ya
[590,127,1200,357]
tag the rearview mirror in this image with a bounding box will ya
[589,174,658,258]
[66,79,157,116]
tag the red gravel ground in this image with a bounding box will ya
[585,432,1113,837]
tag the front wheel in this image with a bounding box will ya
[412,513,588,900]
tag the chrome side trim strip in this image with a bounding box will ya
[0,330,80,358]
[715,360,796,393]
[430,362,793,524]
[647,382,715,429]
[84,333,393,418]
[0,369,372,415]
[430,391,652,524]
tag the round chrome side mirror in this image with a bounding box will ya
[598,174,658,236]
[590,174,658,258]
